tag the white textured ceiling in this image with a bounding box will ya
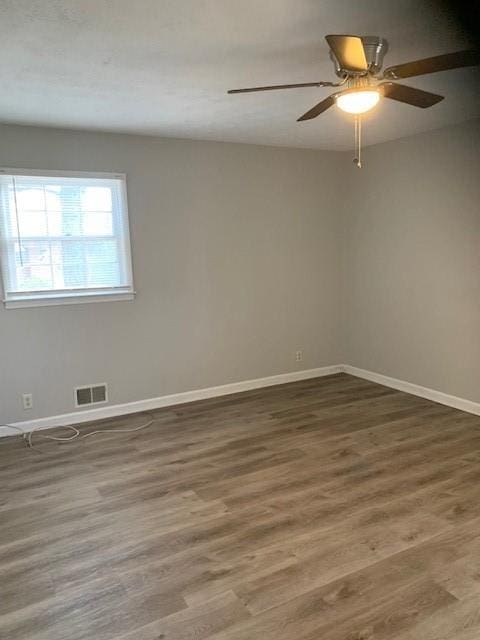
[1,0,478,150]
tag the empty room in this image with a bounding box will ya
[1,1,479,639]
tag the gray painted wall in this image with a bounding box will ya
[1,119,478,424]
[344,120,480,404]
[0,125,344,423]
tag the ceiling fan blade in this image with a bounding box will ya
[325,35,368,72]
[228,81,328,94]
[383,50,479,79]
[380,82,444,108]
[297,94,336,121]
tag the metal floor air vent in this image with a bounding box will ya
[75,383,108,408]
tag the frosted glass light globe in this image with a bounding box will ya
[336,90,380,114]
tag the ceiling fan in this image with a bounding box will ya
[228,35,479,166]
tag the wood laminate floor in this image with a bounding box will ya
[2,373,480,640]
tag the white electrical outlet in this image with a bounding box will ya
[295,350,303,362]
[22,393,33,410]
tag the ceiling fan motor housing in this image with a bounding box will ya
[330,36,389,76]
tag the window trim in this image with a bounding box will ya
[0,168,135,309]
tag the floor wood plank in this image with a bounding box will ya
[1,373,479,639]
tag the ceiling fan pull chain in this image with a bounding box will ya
[354,116,357,163]
[353,115,362,168]
[358,115,362,168]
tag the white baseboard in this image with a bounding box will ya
[343,364,480,417]
[2,365,342,437]
[3,363,479,438]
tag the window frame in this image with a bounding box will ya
[0,168,135,308]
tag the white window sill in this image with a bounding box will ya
[3,291,135,309]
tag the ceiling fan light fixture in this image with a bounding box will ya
[336,89,380,114]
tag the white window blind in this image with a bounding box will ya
[0,169,134,307]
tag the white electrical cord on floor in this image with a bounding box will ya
[80,420,154,439]
[26,425,81,448]
[1,419,155,448]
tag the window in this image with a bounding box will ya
[0,169,134,308]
